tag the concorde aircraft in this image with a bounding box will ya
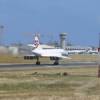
[24,34,70,65]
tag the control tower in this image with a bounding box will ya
[60,33,67,49]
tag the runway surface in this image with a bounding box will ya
[0,61,98,70]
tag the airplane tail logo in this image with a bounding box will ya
[33,34,40,48]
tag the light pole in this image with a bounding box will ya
[0,25,4,45]
[98,33,100,78]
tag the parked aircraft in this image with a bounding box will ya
[24,34,70,65]
[67,50,86,55]
[87,49,98,54]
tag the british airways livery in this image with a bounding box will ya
[24,34,70,65]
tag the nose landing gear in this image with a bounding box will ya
[36,57,40,65]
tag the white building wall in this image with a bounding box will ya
[8,47,19,55]
[0,46,9,54]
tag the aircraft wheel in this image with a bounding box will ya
[36,61,40,65]
[53,62,59,65]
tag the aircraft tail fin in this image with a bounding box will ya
[33,34,40,48]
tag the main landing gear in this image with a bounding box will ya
[36,57,40,65]
[35,57,59,65]
[53,59,59,65]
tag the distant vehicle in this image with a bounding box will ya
[24,34,70,65]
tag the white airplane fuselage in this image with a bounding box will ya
[25,34,70,65]
[32,48,68,58]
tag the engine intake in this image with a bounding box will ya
[50,57,59,60]
[24,56,36,60]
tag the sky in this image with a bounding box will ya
[0,0,100,46]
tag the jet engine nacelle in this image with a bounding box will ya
[50,57,60,60]
[24,56,37,60]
